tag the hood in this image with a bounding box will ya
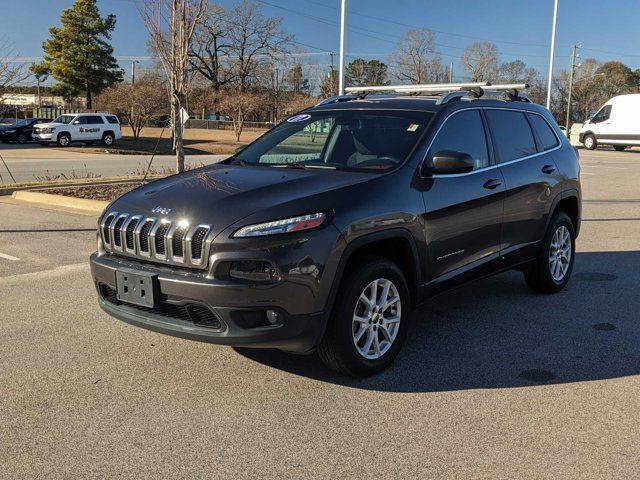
[107,163,373,235]
[33,122,65,129]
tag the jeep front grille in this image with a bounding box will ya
[100,211,212,269]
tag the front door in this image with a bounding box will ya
[421,109,505,286]
[71,115,90,141]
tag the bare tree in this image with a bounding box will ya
[138,0,206,173]
[189,3,235,93]
[96,74,169,139]
[281,92,316,116]
[219,90,267,141]
[388,29,443,84]
[461,41,499,82]
[227,1,292,92]
[0,37,29,92]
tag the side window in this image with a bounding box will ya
[74,116,88,125]
[429,110,489,170]
[106,115,119,125]
[485,110,537,163]
[528,114,559,151]
[87,116,104,125]
[592,105,612,123]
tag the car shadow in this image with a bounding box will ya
[235,251,640,392]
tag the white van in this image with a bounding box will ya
[580,94,640,151]
[32,113,122,147]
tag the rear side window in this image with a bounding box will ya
[105,115,119,124]
[87,116,104,125]
[485,110,537,163]
[430,110,489,170]
[528,114,559,151]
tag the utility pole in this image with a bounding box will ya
[449,62,453,83]
[565,44,581,139]
[546,0,559,109]
[36,75,41,109]
[338,0,346,95]
[131,61,139,84]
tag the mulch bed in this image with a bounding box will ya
[41,183,140,202]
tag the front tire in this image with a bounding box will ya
[56,133,71,147]
[318,256,410,376]
[17,133,27,144]
[523,211,575,293]
[583,133,597,150]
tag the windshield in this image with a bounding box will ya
[235,110,433,172]
[53,115,76,124]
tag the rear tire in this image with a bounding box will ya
[583,133,597,150]
[318,256,410,377]
[613,145,628,152]
[17,133,27,144]
[56,133,71,147]
[523,211,575,294]
[101,132,115,146]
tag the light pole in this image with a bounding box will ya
[131,60,139,84]
[565,44,581,138]
[546,0,559,109]
[338,0,346,95]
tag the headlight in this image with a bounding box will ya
[233,212,326,238]
[46,127,56,133]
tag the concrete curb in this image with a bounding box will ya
[11,190,109,214]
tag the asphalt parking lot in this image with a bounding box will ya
[1,148,639,478]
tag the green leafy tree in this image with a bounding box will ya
[345,58,388,87]
[32,0,122,109]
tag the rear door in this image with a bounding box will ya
[85,115,105,140]
[485,109,563,261]
[421,108,505,284]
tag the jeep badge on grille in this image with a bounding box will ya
[152,206,172,215]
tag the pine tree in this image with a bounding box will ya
[32,0,122,109]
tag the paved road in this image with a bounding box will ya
[1,150,639,478]
[0,143,227,183]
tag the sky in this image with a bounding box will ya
[2,0,640,86]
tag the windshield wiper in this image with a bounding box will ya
[271,163,336,170]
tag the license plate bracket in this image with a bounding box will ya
[116,269,157,308]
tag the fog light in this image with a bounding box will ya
[266,310,279,324]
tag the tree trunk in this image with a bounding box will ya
[86,86,92,110]
[174,92,185,173]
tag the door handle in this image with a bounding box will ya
[541,164,556,174]
[483,178,502,190]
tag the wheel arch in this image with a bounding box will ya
[326,229,422,316]
[546,189,581,237]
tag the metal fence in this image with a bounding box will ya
[186,119,274,131]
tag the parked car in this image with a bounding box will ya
[33,113,122,147]
[90,83,581,376]
[0,118,50,144]
[579,94,640,151]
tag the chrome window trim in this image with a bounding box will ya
[420,106,562,179]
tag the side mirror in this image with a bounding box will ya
[73,120,80,125]
[422,150,474,176]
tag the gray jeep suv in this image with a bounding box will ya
[90,84,581,376]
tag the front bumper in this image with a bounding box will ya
[90,252,330,353]
[33,132,53,141]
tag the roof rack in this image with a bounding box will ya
[339,81,530,103]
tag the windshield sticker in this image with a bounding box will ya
[407,123,420,132]
[287,114,311,123]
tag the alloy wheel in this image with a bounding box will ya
[352,278,401,360]
[549,225,572,281]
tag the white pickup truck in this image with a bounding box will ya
[33,113,122,147]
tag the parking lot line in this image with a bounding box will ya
[0,252,19,261]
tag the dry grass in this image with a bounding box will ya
[62,126,266,155]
